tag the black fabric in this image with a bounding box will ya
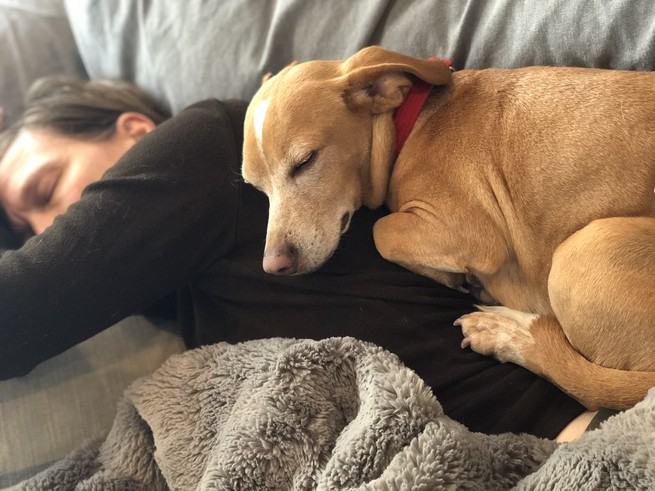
[0,99,584,438]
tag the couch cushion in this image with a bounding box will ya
[65,0,655,114]
[0,316,184,488]
[0,0,86,127]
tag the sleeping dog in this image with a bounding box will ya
[241,46,655,410]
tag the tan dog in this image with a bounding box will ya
[242,46,655,410]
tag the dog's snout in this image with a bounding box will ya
[263,244,298,275]
[340,212,351,234]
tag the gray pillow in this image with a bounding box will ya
[65,0,655,115]
[64,0,393,114]
[0,0,86,127]
[378,0,655,70]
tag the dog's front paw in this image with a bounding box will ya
[454,306,538,364]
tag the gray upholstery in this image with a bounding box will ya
[4,0,654,121]
[64,0,655,115]
[0,0,85,127]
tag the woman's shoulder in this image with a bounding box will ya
[144,99,247,162]
[177,99,248,130]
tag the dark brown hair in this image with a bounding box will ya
[0,76,169,160]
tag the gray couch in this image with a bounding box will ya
[4,0,654,126]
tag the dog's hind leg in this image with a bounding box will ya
[457,216,655,410]
[456,308,655,410]
[549,216,655,372]
[547,216,655,409]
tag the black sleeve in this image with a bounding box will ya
[0,99,248,379]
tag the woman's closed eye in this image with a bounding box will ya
[26,166,61,209]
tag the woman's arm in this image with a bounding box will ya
[0,99,248,379]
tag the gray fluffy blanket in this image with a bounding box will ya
[19,337,655,490]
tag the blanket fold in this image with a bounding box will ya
[19,337,655,490]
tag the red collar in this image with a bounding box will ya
[393,58,453,159]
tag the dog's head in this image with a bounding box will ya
[242,46,452,275]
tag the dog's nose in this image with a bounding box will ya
[263,245,298,275]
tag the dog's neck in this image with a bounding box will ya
[363,80,434,209]
[364,114,395,208]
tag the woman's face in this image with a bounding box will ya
[0,114,154,235]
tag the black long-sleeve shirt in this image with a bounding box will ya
[0,99,584,438]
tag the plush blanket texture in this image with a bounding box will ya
[18,337,655,490]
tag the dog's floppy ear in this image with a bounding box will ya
[340,46,452,114]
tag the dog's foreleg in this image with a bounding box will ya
[373,209,507,298]
[373,211,466,289]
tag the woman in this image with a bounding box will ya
[0,77,586,440]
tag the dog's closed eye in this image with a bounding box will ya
[290,151,317,178]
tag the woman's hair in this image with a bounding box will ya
[0,76,170,160]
